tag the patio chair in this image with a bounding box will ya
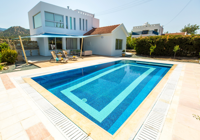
[63,50,78,61]
[63,50,70,58]
[50,51,68,63]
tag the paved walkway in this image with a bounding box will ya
[0,57,199,140]
[0,75,57,140]
[160,63,200,140]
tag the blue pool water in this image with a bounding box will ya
[32,60,172,135]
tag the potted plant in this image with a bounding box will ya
[122,50,126,57]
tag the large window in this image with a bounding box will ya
[142,30,149,34]
[56,38,62,50]
[83,19,84,30]
[48,38,55,50]
[70,17,72,29]
[45,12,64,28]
[74,18,76,30]
[79,18,81,30]
[48,38,62,50]
[66,16,68,29]
[115,39,122,50]
[33,12,42,29]
[86,20,87,31]
[66,38,77,49]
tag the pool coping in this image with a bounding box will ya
[23,60,177,140]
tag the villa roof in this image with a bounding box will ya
[84,24,120,35]
[164,32,187,35]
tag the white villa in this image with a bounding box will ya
[28,1,128,56]
[132,22,163,38]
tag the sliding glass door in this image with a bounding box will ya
[56,38,62,50]
[48,38,62,50]
[66,38,77,50]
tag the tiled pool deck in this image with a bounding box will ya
[0,57,200,140]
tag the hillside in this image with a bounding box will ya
[0,26,30,38]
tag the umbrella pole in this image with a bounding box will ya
[19,36,28,65]
[80,37,83,59]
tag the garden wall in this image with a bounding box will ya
[14,41,40,57]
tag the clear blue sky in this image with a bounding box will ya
[0,0,199,33]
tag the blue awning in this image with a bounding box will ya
[12,33,96,40]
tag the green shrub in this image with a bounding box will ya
[0,42,10,51]
[1,49,18,64]
[0,53,2,63]
[173,45,180,58]
[0,64,4,70]
[131,35,200,57]
[150,45,156,56]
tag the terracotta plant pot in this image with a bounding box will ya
[122,53,125,57]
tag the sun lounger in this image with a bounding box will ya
[63,50,78,61]
[50,51,68,63]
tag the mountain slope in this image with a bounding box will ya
[0,26,30,38]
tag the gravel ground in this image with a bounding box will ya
[0,61,39,74]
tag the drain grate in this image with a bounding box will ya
[134,64,182,140]
[19,82,93,140]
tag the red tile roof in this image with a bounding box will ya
[164,32,187,35]
[84,24,120,35]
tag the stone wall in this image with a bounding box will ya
[14,41,39,49]
[13,41,40,57]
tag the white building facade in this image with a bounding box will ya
[132,22,163,38]
[28,1,128,56]
[28,1,99,56]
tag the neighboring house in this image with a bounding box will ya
[28,1,128,56]
[84,24,128,56]
[163,32,187,35]
[132,22,163,38]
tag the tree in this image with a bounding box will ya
[173,45,180,58]
[126,35,136,49]
[180,24,200,34]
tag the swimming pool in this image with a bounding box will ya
[32,60,172,135]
